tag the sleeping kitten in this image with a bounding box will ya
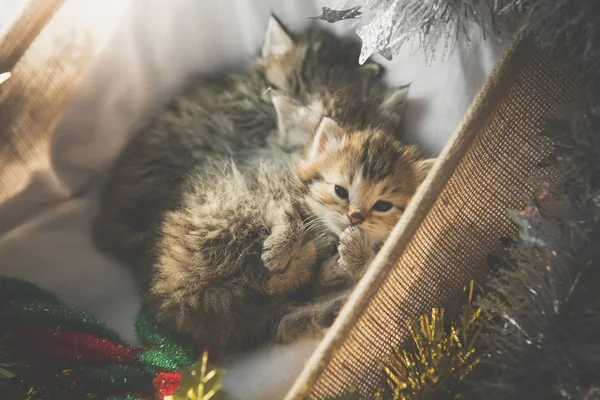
[92,15,407,284]
[145,117,434,352]
[274,118,435,341]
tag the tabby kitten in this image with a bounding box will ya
[145,117,435,352]
[274,118,435,341]
[92,15,406,284]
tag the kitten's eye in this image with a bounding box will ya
[334,185,349,200]
[372,201,393,212]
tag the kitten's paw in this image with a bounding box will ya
[275,293,348,342]
[276,312,316,342]
[261,246,291,272]
[265,241,317,295]
[338,227,374,280]
[339,226,371,260]
[315,254,345,290]
[261,224,300,271]
[275,309,331,342]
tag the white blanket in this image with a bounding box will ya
[0,1,508,398]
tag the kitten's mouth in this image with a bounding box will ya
[334,221,351,234]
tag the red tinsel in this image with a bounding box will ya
[153,371,181,397]
[18,329,139,364]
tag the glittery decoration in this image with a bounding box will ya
[383,282,481,399]
[0,348,18,380]
[139,348,190,372]
[307,6,362,23]
[355,0,399,64]
[135,314,195,370]
[168,351,225,400]
[19,329,138,364]
[0,297,123,343]
[153,371,181,397]
[507,200,556,250]
[295,284,482,399]
[328,0,493,64]
[0,277,222,399]
[0,362,16,378]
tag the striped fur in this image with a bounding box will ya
[92,17,423,353]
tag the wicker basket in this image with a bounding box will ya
[0,3,579,399]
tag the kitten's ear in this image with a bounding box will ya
[309,117,344,160]
[415,158,436,184]
[379,85,410,118]
[262,15,294,58]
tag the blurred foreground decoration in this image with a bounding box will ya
[0,277,225,400]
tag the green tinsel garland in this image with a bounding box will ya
[0,276,224,400]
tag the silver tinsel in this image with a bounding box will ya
[308,6,362,23]
[329,0,498,64]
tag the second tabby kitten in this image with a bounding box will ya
[146,117,434,352]
[92,16,406,284]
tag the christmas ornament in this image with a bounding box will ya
[327,0,494,64]
[383,281,482,400]
[0,276,225,400]
[308,6,362,23]
[166,351,225,400]
[465,192,600,399]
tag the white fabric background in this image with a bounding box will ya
[0,0,25,38]
[0,1,508,398]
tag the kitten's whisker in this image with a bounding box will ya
[302,218,328,235]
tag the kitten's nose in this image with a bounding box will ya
[348,212,365,225]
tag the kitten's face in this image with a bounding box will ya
[297,118,435,243]
[255,16,382,98]
[256,16,412,151]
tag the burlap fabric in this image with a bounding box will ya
[0,4,579,400]
[0,0,66,200]
[0,0,129,201]
[285,33,578,399]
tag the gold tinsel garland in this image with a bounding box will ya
[383,281,482,399]
[0,275,479,400]
[315,281,482,400]
[383,281,481,400]
[167,351,225,400]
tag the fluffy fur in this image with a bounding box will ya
[92,16,427,353]
[92,15,408,285]
[145,118,433,352]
